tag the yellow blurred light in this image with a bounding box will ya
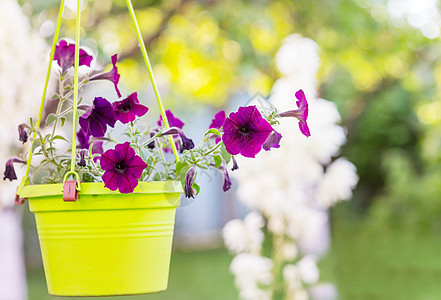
[250,22,277,54]
[180,67,211,94]
[249,72,273,96]
[384,56,407,78]
[222,40,242,62]
[199,20,219,44]
[417,102,441,125]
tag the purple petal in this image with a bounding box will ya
[79,97,116,138]
[102,170,120,191]
[158,110,184,128]
[100,148,118,171]
[209,110,226,129]
[125,155,148,179]
[263,130,283,151]
[299,121,311,137]
[77,129,90,149]
[117,173,139,194]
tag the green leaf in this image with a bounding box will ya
[221,143,231,164]
[46,113,57,127]
[205,128,221,136]
[31,141,40,153]
[193,182,200,195]
[179,165,193,191]
[214,155,223,168]
[53,135,68,142]
[175,160,189,177]
[60,117,66,127]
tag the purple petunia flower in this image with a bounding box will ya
[218,165,232,192]
[184,164,197,198]
[78,150,88,167]
[278,89,310,137]
[161,127,195,151]
[209,110,226,143]
[112,92,149,124]
[209,110,226,129]
[79,97,116,138]
[222,106,273,158]
[54,40,93,73]
[3,158,26,181]
[157,110,184,129]
[100,142,147,193]
[263,130,283,151]
[18,124,28,144]
[89,54,122,98]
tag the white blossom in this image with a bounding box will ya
[296,255,320,285]
[316,158,359,208]
[230,253,273,300]
[222,212,265,254]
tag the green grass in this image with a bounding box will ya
[28,218,441,300]
[27,249,238,300]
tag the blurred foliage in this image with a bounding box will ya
[18,0,441,228]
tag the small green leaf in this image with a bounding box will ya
[60,117,66,127]
[46,113,57,127]
[53,135,68,142]
[31,141,40,153]
[214,155,223,168]
[193,182,200,195]
[176,160,189,177]
[205,128,221,136]
[179,165,193,191]
[221,143,231,164]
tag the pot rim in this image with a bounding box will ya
[19,181,182,198]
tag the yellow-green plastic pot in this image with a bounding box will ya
[20,181,181,297]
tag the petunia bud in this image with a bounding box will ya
[219,165,232,192]
[77,150,88,167]
[161,127,195,151]
[231,156,239,171]
[184,164,197,198]
[18,124,28,144]
[3,158,26,181]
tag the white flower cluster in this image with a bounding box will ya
[0,0,47,207]
[223,34,359,300]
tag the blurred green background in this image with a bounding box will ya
[18,0,441,299]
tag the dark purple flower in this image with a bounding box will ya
[54,40,93,73]
[161,127,195,151]
[263,130,283,151]
[209,110,226,143]
[231,156,239,171]
[209,111,226,129]
[79,97,116,138]
[278,89,310,137]
[3,158,26,181]
[89,54,122,98]
[219,165,232,192]
[157,110,184,129]
[78,150,88,167]
[112,92,149,124]
[222,106,273,158]
[184,164,197,198]
[100,142,147,193]
[18,124,28,144]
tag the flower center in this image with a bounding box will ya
[121,102,132,112]
[115,162,126,173]
[239,126,250,135]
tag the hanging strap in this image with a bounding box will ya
[16,0,66,198]
[125,0,180,162]
[64,0,82,192]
